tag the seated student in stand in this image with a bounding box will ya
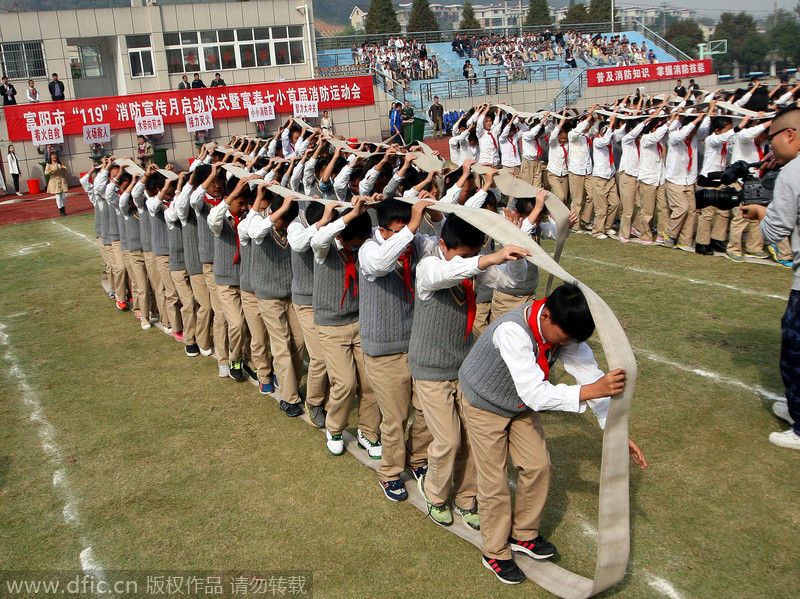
[459,283,647,584]
[408,215,530,531]
[311,197,381,457]
[248,186,305,415]
[288,200,330,428]
[359,198,441,502]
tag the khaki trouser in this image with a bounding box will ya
[491,290,535,322]
[462,401,550,560]
[123,251,136,307]
[432,117,443,138]
[128,250,150,320]
[665,181,696,245]
[316,321,380,441]
[97,238,114,279]
[154,254,181,331]
[727,206,765,255]
[293,303,328,408]
[568,173,593,228]
[216,283,246,362]
[696,206,731,246]
[777,238,793,261]
[189,273,213,352]
[617,172,638,239]
[414,378,477,510]
[203,263,228,364]
[521,159,545,188]
[632,182,665,242]
[241,290,273,382]
[472,301,492,339]
[170,269,196,345]
[592,175,620,235]
[547,173,569,205]
[365,353,432,481]
[144,252,165,323]
[111,240,128,302]
[258,297,304,404]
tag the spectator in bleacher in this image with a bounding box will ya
[452,35,464,58]
[463,60,477,81]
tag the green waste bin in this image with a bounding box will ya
[404,117,426,144]
[152,147,168,168]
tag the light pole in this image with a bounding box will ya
[297,4,316,79]
[611,0,615,34]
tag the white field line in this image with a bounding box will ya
[636,349,785,402]
[0,322,107,583]
[568,255,787,301]
[51,220,96,246]
[15,241,51,255]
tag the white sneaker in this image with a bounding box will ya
[140,318,151,330]
[605,229,617,237]
[592,233,608,240]
[163,326,173,336]
[772,401,793,425]
[218,363,230,378]
[326,430,344,455]
[16,191,23,196]
[200,346,214,357]
[357,428,382,459]
[769,429,800,450]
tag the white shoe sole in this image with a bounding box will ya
[510,543,555,560]
[482,559,524,585]
[772,401,793,425]
[199,347,214,357]
[769,430,800,449]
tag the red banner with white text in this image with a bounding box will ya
[587,59,712,87]
[3,76,374,141]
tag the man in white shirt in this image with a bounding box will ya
[475,104,503,167]
[632,117,669,244]
[567,108,596,232]
[590,110,621,239]
[614,118,645,243]
[546,116,570,204]
[520,114,549,188]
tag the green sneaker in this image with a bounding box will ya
[417,475,453,527]
[725,251,745,263]
[455,504,481,530]
[744,250,769,259]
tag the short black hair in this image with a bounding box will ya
[269,195,300,221]
[145,172,166,194]
[190,163,212,186]
[514,196,535,218]
[339,210,373,244]
[376,198,412,228]
[440,214,486,250]
[304,201,325,225]
[545,283,595,342]
[711,116,732,133]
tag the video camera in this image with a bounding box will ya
[695,160,777,211]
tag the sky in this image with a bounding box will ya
[612,0,797,20]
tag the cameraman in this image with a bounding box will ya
[742,105,800,450]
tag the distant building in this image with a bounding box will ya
[554,4,696,27]
[394,2,529,32]
[350,6,367,31]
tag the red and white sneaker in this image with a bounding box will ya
[172,330,184,342]
[115,299,128,310]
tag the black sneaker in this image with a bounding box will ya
[243,364,259,381]
[380,479,408,502]
[695,243,713,255]
[229,359,245,382]
[305,401,327,428]
[482,555,525,585]
[709,239,727,253]
[509,535,557,560]
[280,400,303,418]
[184,343,200,357]
[406,463,428,480]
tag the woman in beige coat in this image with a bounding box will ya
[45,152,68,216]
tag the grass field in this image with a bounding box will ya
[1,214,798,599]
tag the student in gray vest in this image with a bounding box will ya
[119,175,154,330]
[408,215,530,531]
[81,160,116,300]
[459,284,647,585]
[101,158,131,311]
[310,197,380,458]
[249,187,305,416]
[359,199,441,502]
[287,201,330,428]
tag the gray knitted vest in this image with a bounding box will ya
[124,210,143,253]
[493,244,539,296]
[459,304,559,418]
[93,201,102,238]
[291,248,314,306]
[150,209,170,256]
[167,222,186,272]
[115,208,128,251]
[313,247,359,327]
[238,241,253,294]
[139,205,152,253]
[213,214,240,287]
[252,227,293,300]
[475,236,495,303]
[196,199,217,264]
[408,264,476,381]
[104,201,120,243]
[359,243,417,357]
[417,213,437,237]
[98,200,111,246]
[181,210,203,276]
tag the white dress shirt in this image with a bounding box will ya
[359,226,440,281]
[616,122,644,177]
[637,123,668,186]
[591,126,615,180]
[567,119,592,176]
[546,126,569,177]
[700,128,737,177]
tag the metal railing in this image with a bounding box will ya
[417,75,510,105]
[550,68,587,110]
[482,63,574,83]
[371,70,410,103]
[631,20,692,62]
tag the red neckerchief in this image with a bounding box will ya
[584,134,593,151]
[205,193,222,206]
[757,144,765,161]
[657,142,663,158]
[560,143,568,165]
[461,277,477,340]
[398,247,414,303]
[527,298,554,380]
[488,131,499,150]
[608,145,614,170]
[230,211,242,264]
[685,139,693,173]
[635,139,640,158]
[721,142,728,162]
[340,249,358,307]
[535,138,542,159]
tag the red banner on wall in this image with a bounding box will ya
[587,60,712,87]
[3,76,375,141]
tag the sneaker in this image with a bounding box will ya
[631,226,642,238]
[481,556,525,585]
[766,244,790,266]
[591,233,608,240]
[709,239,727,253]
[259,377,276,394]
[135,311,142,320]
[172,330,184,342]
[325,430,344,455]
[149,314,160,324]
[769,429,800,449]
[306,401,327,428]
[605,229,616,237]
[16,191,23,197]
[184,343,200,357]
[509,535,557,560]
[162,326,173,336]
[199,346,214,357]
[140,318,151,330]
[664,236,676,248]
[773,401,793,425]
[455,504,481,530]
[418,474,453,527]
[229,359,245,381]
[218,363,230,378]
[654,236,665,246]
[406,464,428,480]
[243,364,259,382]
[618,236,630,244]
[634,238,652,246]
[379,479,408,502]
[115,299,127,310]
[695,243,713,255]
[745,250,769,259]
[280,400,303,417]
[725,251,745,263]
[357,429,382,459]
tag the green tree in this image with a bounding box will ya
[587,0,613,24]
[525,0,551,26]
[460,0,481,30]
[713,12,761,68]
[665,19,704,58]
[407,0,439,32]
[768,15,800,63]
[365,0,400,34]
[562,3,589,25]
